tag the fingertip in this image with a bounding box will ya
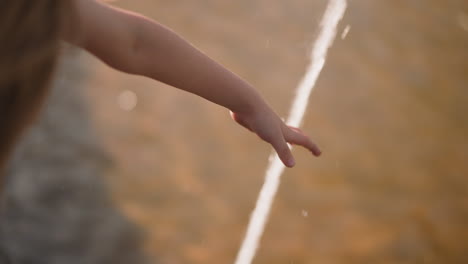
[279,151,295,168]
[312,148,322,157]
[309,142,321,156]
[286,156,296,167]
[271,133,295,167]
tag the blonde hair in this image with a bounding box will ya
[0,1,71,181]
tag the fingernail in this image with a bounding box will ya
[288,157,296,167]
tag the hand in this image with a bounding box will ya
[230,104,321,168]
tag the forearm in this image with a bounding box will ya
[71,0,266,114]
[132,18,265,114]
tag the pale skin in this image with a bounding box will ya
[67,0,321,168]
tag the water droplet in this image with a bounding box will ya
[341,24,351,39]
[117,90,138,111]
[301,210,309,217]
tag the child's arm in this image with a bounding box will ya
[67,0,321,167]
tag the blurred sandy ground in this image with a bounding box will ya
[80,0,468,263]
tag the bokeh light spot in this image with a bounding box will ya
[117,90,138,111]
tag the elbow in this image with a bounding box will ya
[86,16,147,76]
[115,18,149,76]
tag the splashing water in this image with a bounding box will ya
[234,1,347,264]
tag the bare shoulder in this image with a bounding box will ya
[64,0,103,45]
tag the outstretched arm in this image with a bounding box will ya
[66,0,321,167]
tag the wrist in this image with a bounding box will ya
[233,86,268,117]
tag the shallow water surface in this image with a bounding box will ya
[84,0,468,263]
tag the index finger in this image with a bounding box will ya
[284,126,321,156]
